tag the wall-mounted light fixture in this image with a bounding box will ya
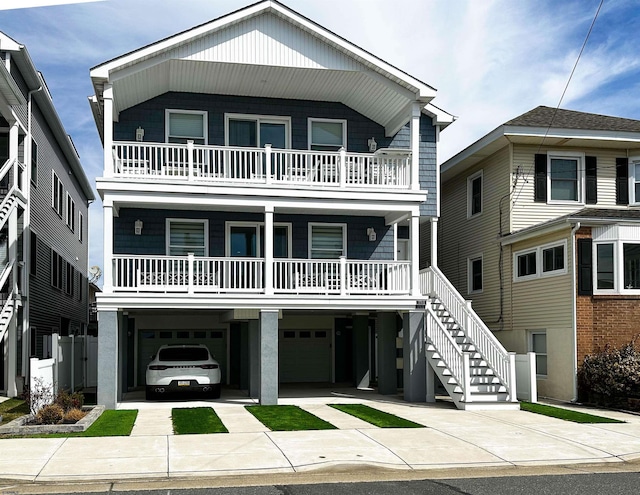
[134,219,143,235]
[368,137,377,153]
[135,126,145,142]
[367,227,376,242]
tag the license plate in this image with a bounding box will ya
[177,381,190,387]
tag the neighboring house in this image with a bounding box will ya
[0,32,94,397]
[90,0,517,410]
[440,105,640,401]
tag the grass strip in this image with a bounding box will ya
[246,405,336,431]
[78,409,139,436]
[172,407,228,434]
[330,403,424,428]
[521,402,624,423]
[0,399,30,426]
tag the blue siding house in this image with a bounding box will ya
[90,1,517,409]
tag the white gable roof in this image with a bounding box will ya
[90,0,451,135]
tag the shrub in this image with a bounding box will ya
[63,408,87,424]
[35,403,64,425]
[578,337,640,407]
[55,391,84,413]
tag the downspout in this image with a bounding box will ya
[570,221,581,402]
[23,84,43,382]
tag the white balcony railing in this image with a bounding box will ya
[112,255,411,296]
[111,142,411,189]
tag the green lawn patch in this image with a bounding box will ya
[246,405,336,431]
[32,409,139,438]
[0,399,30,426]
[330,404,424,428]
[521,402,624,424]
[172,407,228,434]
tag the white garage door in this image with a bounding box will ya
[279,329,331,383]
[138,329,227,385]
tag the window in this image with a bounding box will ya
[467,171,483,217]
[468,255,483,293]
[309,223,346,259]
[166,110,207,144]
[78,272,83,302]
[51,171,63,216]
[225,114,290,148]
[514,241,566,281]
[51,250,63,290]
[225,222,291,257]
[31,139,37,185]
[594,236,640,293]
[166,219,208,256]
[308,119,346,151]
[78,212,83,243]
[623,244,640,289]
[530,331,547,377]
[629,157,640,205]
[548,153,583,202]
[30,231,37,276]
[66,193,75,232]
[65,262,74,296]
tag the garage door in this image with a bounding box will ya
[279,329,331,383]
[137,329,227,386]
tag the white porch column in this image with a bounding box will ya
[410,101,421,191]
[103,203,114,293]
[430,217,438,268]
[103,84,114,178]
[264,205,274,295]
[411,214,420,296]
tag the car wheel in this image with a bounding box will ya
[210,384,221,399]
[145,386,156,401]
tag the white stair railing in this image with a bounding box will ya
[425,305,464,387]
[421,265,516,401]
[0,290,16,346]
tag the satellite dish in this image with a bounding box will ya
[89,265,102,283]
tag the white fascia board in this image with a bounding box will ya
[500,220,571,246]
[0,61,26,106]
[441,125,507,176]
[422,103,455,129]
[503,125,640,144]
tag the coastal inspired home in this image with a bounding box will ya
[90,0,518,410]
[0,32,94,397]
[440,105,640,401]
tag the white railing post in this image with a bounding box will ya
[187,253,194,294]
[339,256,347,296]
[187,140,194,181]
[463,352,472,403]
[339,148,346,188]
[265,144,272,185]
[508,352,518,402]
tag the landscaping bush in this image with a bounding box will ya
[578,337,640,409]
[35,403,65,425]
[63,408,87,424]
[55,391,84,412]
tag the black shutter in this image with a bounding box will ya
[577,238,593,296]
[616,157,629,205]
[585,156,597,204]
[534,154,547,202]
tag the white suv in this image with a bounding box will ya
[145,344,221,400]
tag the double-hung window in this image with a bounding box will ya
[166,110,207,144]
[166,219,208,256]
[630,157,640,204]
[52,171,63,217]
[529,331,547,377]
[468,255,483,293]
[308,119,346,151]
[309,223,346,259]
[65,261,74,296]
[467,171,483,217]
[66,193,75,232]
[548,153,583,203]
[51,250,63,290]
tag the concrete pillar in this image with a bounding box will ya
[6,318,17,397]
[118,313,128,400]
[377,312,397,395]
[97,310,118,409]
[259,310,279,405]
[248,319,260,399]
[426,362,436,403]
[403,310,426,402]
[353,314,370,389]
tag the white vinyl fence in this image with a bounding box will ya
[515,352,538,402]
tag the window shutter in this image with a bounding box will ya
[577,238,593,296]
[585,156,597,204]
[616,157,629,205]
[534,154,547,202]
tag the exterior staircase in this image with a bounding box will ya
[0,291,15,346]
[421,266,519,410]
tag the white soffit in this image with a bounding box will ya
[94,3,437,129]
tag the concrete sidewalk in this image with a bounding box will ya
[1,390,640,483]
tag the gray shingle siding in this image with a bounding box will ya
[114,208,394,260]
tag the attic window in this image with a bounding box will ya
[166,110,207,145]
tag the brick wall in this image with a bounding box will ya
[575,226,640,364]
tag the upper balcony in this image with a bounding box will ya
[109,141,411,191]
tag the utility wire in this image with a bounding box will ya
[509,0,604,210]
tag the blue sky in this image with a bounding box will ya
[2,0,640,274]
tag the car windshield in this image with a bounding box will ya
[158,347,209,362]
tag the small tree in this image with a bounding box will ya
[24,377,55,415]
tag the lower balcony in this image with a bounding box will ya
[112,255,411,296]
